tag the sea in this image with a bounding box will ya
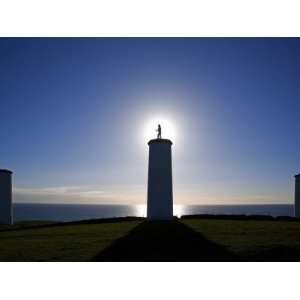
[13,203,294,222]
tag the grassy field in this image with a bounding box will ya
[0,219,141,261]
[1,217,300,261]
[182,218,300,260]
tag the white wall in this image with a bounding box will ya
[147,139,173,220]
[295,175,300,218]
[0,170,13,225]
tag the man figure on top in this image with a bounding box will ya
[157,124,162,139]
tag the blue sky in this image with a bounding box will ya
[1,38,300,205]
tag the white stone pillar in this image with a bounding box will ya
[295,174,300,218]
[0,169,13,225]
[147,139,173,220]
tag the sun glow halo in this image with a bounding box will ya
[144,117,177,143]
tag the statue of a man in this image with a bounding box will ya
[157,124,161,139]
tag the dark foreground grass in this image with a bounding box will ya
[2,217,300,261]
[182,218,300,261]
[0,218,142,261]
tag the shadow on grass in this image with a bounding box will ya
[245,247,300,262]
[92,219,237,261]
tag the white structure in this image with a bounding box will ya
[0,169,13,225]
[147,138,173,220]
[295,174,300,218]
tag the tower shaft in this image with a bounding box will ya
[147,139,173,220]
[0,169,13,225]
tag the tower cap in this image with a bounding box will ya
[148,138,173,146]
[295,173,300,178]
[0,169,13,174]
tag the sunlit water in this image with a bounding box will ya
[13,203,294,222]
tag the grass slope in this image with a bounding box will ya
[0,219,141,261]
[2,217,300,261]
[183,218,300,260]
